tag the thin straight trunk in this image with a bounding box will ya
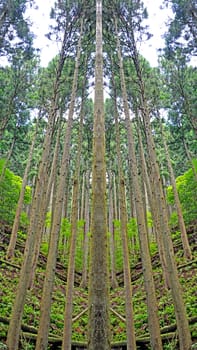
[35,20,83,350]
[108,170,118,289]
[7,117,39,260]
[137,123,170,289]
[29,122,62,289]
[88,1,111,349]
[80,169,90,289]
[6,27,74,350]
[63,169,70,219]
[112,79,136,350]
[62,60,87,350]
[113,174,118,220]
[80,171,85,220]
[160,121,192,260]
[128,170,135,218]
[126,20,191,349]
[115,19,163,350]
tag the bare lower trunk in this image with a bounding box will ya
[80,169,90,289]
[108,170,118,289]
[88,1,111,349]
[35,19,83,350]
[7,118,39,260]
[138,123,170,289]
[160,121,192,260]
[115,18,162,350]
[62,64,86,350]
[124,17,192,348]
[29,121,61,289]
[112,85,136,349]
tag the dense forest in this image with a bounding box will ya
[0,0,197,349]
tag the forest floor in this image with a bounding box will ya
[0,224,197,350]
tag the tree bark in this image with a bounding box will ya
[112,89,136,350]
[28,118,62,289]
[80,169,90,289]
[137,122,170,289]
[160,120,192,260]
[35,19,83,350]
[88,1,111,349]
[115,18,163,350]
[62,59,86,350]
[6,116,39,260]
[108,170,119,289]
[122,15,192,349]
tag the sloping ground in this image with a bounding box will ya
[0,225,197,349]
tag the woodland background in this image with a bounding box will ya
[0,0,197,349]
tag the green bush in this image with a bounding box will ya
[0,159,31,225]
[167,159,197,225]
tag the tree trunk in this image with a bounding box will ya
[80,171,85,220]
[88,1,111,349]
[115,19,163,350]
[108,170,119,289]
[137,122,170,289]
[29,119,62,289]
[80,169,90,289]
[112,79,136,350]
[6,117,39,260]
[6,26,73,350]
[160,120,192,260]
[129,29,192,350]
[113,173,118,220]
[35,19,84,350]
[62,61,86,350]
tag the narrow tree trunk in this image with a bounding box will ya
[112,80,136,350]
[6,117,39,260]
[124,16,192,348]
[115,19,163,350]
[128,169,135,218]
[80,169,90,289]
[88,1,111,349]
[113,174,118,220]
[35,19,84,350]
[6,27,73,350]
[80,171,85,220]
[108,170,119,289]
[62,61,87,350]
[131,26,191,350]
[29,120,62,289]
[160,121,192,260]
[137,123,170,289]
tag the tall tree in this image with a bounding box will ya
[117,4,192,347]
[6,116,39,260]
[112,80,136,349]
[35,15,84,350]
[62,63,87,350]
[6,7,79,348]
[159,119,192,260]
[88,1,111,349]
[114,16,163,349]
